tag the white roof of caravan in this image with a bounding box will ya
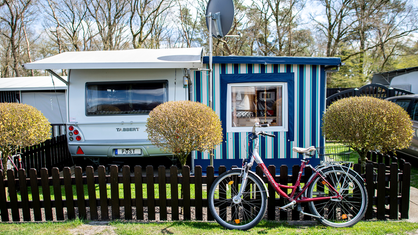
[0,76,67,91]
[23,48,203,70]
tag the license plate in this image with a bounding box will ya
[115,148,142,155]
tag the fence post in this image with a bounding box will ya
[0,170,8,222]
[401,162,411,219]
[29,169,42,221]
[75,166,87,219]
[158,165,167,221]
[292,165,300,220]
[195,166,203,221]
[389,163,399,219]
[146,165,155,220]
[110,165,120,219]
[98,165,109,220]
[365,163,374,219]
[169,166,178,221]
[268,165,276,220]
[19,168,30,221]
[123,165,132,220]
[385,154,391,167]
[135,165,144,220]
[218,165,226,221]
[41,168,53,221]
[182,165,191,220]
[279,165,288,221]
[63,167,75,219]
[52,167,64,221]
[45,139,52,170]
[303,167,313,220]
[206,166,214,221]
[378,153,384,164]
[86,166,98,220]
[7,170,19,221]
[377,163,386,219]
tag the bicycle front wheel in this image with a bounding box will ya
[306,166,368,227]
[208,169,267,230]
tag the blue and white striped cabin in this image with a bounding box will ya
[191,56,341,172]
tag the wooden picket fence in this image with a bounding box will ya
[10,135,72,177]
[0,157,411,223]
[364,151,411,220]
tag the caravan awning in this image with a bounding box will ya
[24,48,203,70]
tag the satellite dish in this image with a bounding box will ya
[205,0,234,38]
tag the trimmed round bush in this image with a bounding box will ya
[0,103,51,172]
[146,101,223,166]
[323,96,413,162]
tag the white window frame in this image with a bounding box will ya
[227,82,288,133]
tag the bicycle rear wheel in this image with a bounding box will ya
[306,166,367,227]
[208,169,267,230]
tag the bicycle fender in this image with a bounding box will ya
[250,171,270,197]
[232,167,270,198]
[304,165,364,198]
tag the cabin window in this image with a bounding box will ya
[86,81,168,116]
[227,82,288,132]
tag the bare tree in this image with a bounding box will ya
[85,0,130,50]
[176,0,200,48]
[265,0,306,56]
[311,0,354,57]
[249,0,276,56]
[0,0,35,77]
[350,0,418,74]
[44,0,94,52]
[129,0,172,49]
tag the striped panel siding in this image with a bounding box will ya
[192,63,326,163]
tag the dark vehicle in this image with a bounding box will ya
[386,95,418,158]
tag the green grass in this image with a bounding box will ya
[0,219,83,235]
[1,220,417,235]
[410,165,418,188]
[111,220,418,235]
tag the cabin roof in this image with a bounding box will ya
[203,56,342,66]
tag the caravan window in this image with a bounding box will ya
[86,81,168,116]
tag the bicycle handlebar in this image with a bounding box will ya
[260,132,275,138]
[251,123,276,138]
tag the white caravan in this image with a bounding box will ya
[24,48,203,164]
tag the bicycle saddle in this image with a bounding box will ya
[292,146,316,154]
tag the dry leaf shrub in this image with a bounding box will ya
[0,103,51,173]
[323,96,413,163]
[146,101,223,166]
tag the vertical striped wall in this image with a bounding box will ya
[191,63,326,171]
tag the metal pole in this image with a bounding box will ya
[207,13,214,167]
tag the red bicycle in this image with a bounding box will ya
[208,123,367,230]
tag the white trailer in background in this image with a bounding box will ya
[0,76,68,137]
[24,48,203,165]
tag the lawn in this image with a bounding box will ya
[0,219,417,235]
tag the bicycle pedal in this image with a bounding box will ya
[297,204,302,212]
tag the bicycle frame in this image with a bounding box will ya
[0,154,22,172]
[238,130,342,207]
